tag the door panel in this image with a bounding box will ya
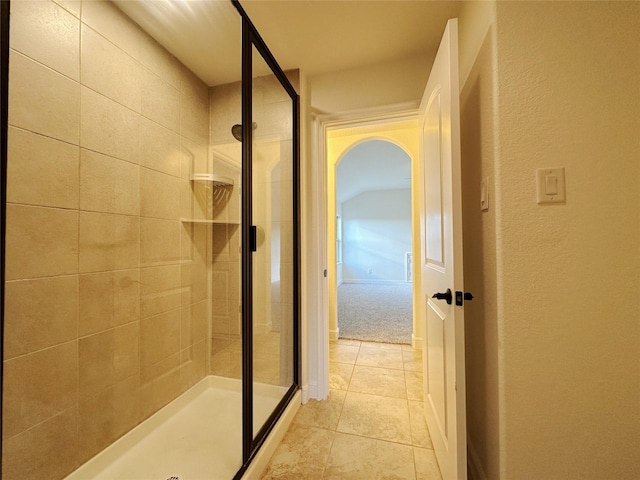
[424,91,444,267]
[426,300,447,439]
[419,18,466,480]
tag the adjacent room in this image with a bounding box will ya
[335,139,413,344]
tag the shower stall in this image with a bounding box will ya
[0,1,300,479]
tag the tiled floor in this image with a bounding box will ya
[261,340,442,479]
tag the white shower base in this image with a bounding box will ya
[65,376,299,480]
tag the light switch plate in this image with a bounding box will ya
[536,167,566,204]
[480,177,489,211]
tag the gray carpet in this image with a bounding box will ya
[338,283,413,344]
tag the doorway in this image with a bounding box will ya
[335,139,412,344]
[325,118,422,350]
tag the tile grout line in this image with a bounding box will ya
[322,346,354,479]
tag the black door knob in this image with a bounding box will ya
[432,288,452,305]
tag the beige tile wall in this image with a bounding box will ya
[3,1,212,478]
[209,82,243,378]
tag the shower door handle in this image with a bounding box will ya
[250,225,257,252]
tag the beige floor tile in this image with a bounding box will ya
[335,338,361,347]
[324,432,415,480]
[414,447,442,480]
[356,346,404,370]
[261,424,335,480]
[360,341,403,352]
[263,341,439,480]
[349,365,407,399]
[329,362,353,391]
[405,370,425,401]
[409,401,433,448]
[293,389,346,431]
[402,348,424,372]
[329,343,359,364]
[337,392,411,444]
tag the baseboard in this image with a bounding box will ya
[341,279,412,285]
[301,383,310,404]
[411,334,422,351]
[467,437,488,480]
[329,328,339,342]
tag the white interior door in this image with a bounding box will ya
[419,18,467,480]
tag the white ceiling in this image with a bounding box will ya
[115,0,462,86]
[241,0,462,78]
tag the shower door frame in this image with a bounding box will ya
[0,0,9,467]
[233,1,301,477]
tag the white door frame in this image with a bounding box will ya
[307,101,420,400]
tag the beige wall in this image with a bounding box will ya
[458,1,500,479]
[460,1,640,478]
[310,54,432,113]
[3,1,211,478]
[495,2,640,478]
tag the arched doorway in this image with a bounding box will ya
[335,139,413,343]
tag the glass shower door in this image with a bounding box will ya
[250,45,297,439]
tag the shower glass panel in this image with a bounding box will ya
[250,45,295,438]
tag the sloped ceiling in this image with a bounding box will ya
[337,140,411,204]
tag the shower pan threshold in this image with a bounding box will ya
[65,376,298,480]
